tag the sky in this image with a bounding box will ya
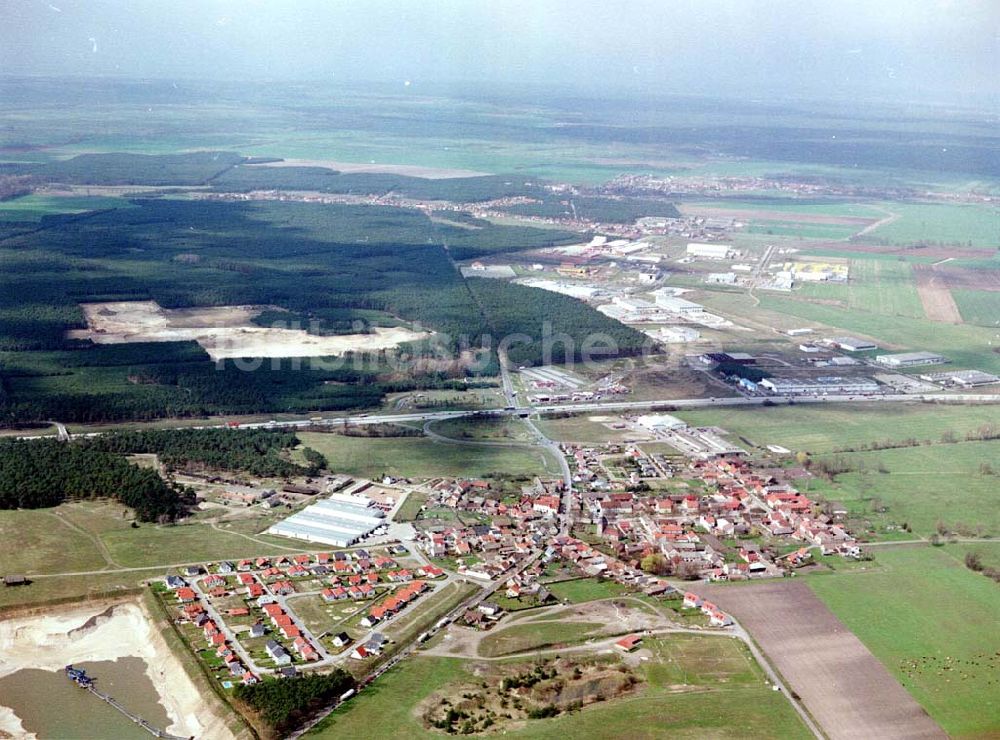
[1,0,997,106]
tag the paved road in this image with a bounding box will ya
[26,392,999,442]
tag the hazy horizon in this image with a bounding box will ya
[2,0,997,109]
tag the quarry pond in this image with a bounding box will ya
[0,599,233,739]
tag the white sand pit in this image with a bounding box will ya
[0,600,234,739]
[68,301,432,360]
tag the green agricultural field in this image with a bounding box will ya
[310,634,810,739]
[0,194,131,221]
[798,259,924,318]
[800,439,1000,537]
[864,202,1000,248]
[427,416,534,442]
[535,415,641,444]
[674,403,1000,455]
[810,546,1000,737]
[295,431,555,479]
[684,199,883,219]
[754,293,1000,373]
[545,578,631,603]
[748,221,860,240]
[952,289,1000,327]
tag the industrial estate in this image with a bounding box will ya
[1,5,998,740]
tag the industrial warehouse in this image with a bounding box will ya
[758,376,881,396]
[266,493,385,547]
[875,351,949,368]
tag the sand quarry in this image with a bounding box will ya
[0,599,234,739]
[68,301,432,360]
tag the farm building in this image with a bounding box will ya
[266,494,384,547]
[686,243,734,259]
[875,351,948,368]
[615,634,643,652]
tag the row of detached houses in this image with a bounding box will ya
[261,602,320,662]
[546,536,678,597]
[567,446,862,581]
[429,478,565,521]
[417,520,551,580]
[167,582,259,685]
[545,535,734,627]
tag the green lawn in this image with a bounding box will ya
[310,634,810,739]
[809,546,1000,737]
[673,404,1000,455]
[952,289,1000,327]
[296,432,554,479]
[478,620,605,658]
[545,578,631,604]
[394,491,428,522]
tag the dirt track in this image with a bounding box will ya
[699,580,945,740]
[913,267,963,323]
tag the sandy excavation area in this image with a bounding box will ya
[68,300,432,360]
[0,599,235,739]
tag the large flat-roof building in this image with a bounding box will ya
[636,414,687,431]
[686,243,734,260]
[759,376,880,396]
[267,494,385,548]
[654,295,703,313]
[875,351,948,368]
[824,336,878,352]
[920,369,1000,387]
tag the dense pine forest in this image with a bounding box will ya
[233,670,355,739]
[86,428,326,478]
[0,153,660,425]
[0,437,192,521]
[0,428,327,519]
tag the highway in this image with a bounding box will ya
[27,391,1000,443]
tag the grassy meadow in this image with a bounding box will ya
[797,259,924,318]
[295,431,555,479]
[864,202,1000,248]
[810,545,1000,737]
[310,635,810,739]
[674,403,1000,455]
[800,440,1000,537]
[952,289,1000,327]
